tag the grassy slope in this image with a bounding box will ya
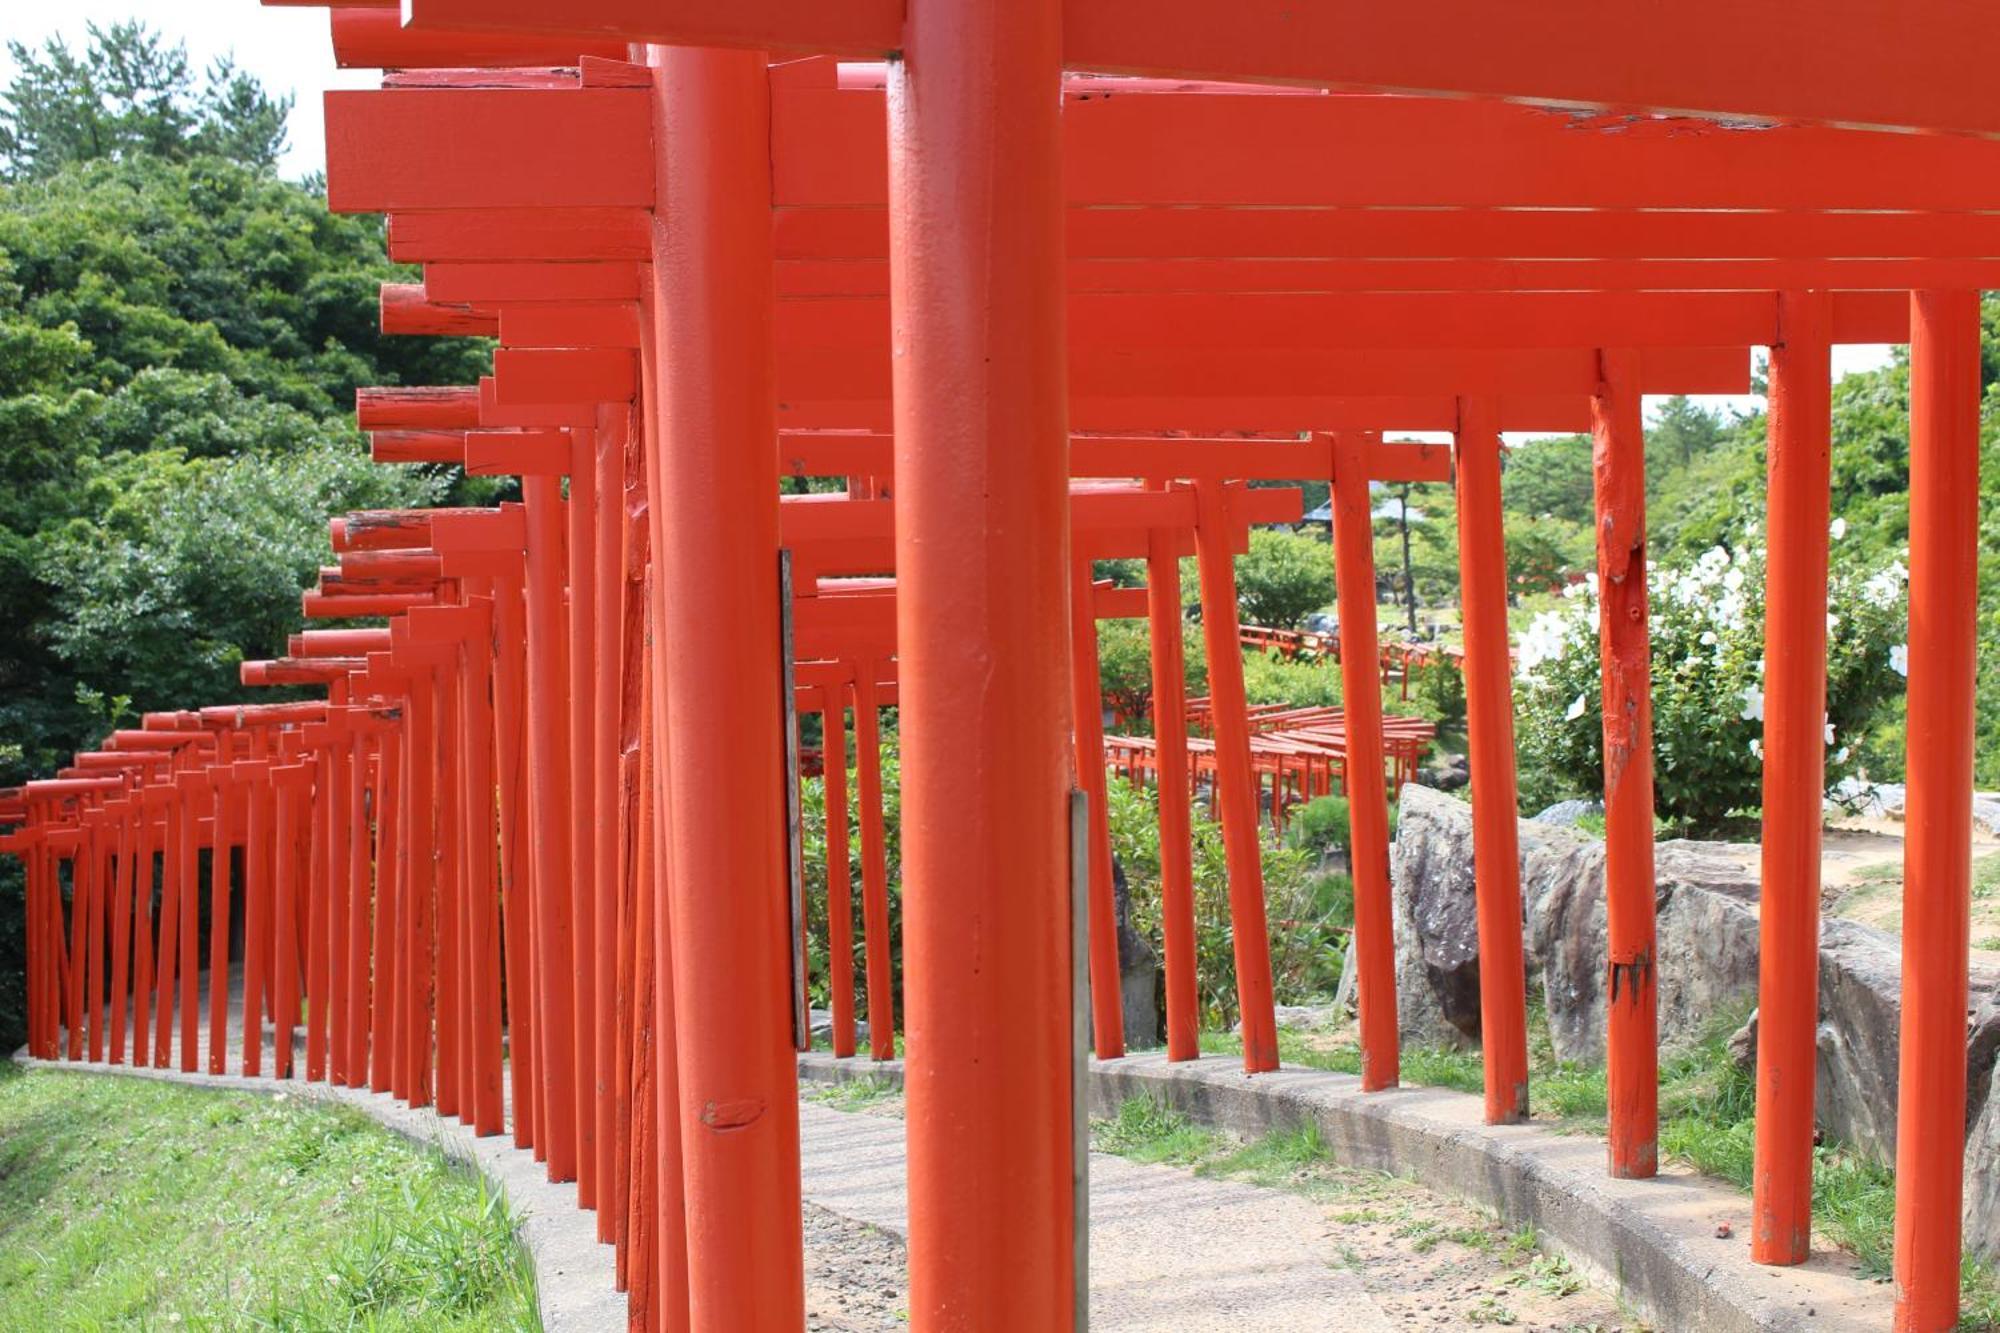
[0,1064,537,1331]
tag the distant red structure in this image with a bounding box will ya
[3,5,1993,1331]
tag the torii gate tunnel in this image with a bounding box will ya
[2,3,1994,1329]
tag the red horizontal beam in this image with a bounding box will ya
[424,261,642,304]
[775,86,2000,213]
[330,6,633,68]
[776,205,2000,264]
[388,208,651,263]
[356,386,482,431]
[380,283,496,337]
[325,88,652,213]
[403,0,903,57]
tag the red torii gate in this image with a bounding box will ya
[2,6,1982,1329]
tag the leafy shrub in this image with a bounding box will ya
[1284,795,1350,858]
[1234,526,1334,629]
[1107,775,1344,1027]
[1513,538,1910,832]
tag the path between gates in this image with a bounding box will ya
[798,1100,1399,1332]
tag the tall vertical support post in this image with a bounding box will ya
[593,412,626,1223]
[646,44,802,1330]
[406,670,440,1108]
[1453,396,1531,1124]
[131,807,155,1068]
[1752,290,1832,1265]
[1329,431,1401,1091]
[155,780,183,1066]
[1192,479,1281,1072]
[1070,554,1125,1058]
[820,687,857,1058]
[274,764,304,1079]
[851,668,894,1060]
[493,565,536,1149]
[523,473,578,1177]
[1590,350,1660,1178]
[207,769,234,1075]
[890,0,1078,1319]
[242,764,270,1078]
[346,726,373,1086]
[1144,516,1200,1062]
[462,599,504,1136]
[305,746,331,1082]
[109,802,136,1064]
[371,725,402,1094]
[568,425,601,1207]
[178,771,203,1072]
[1893,288,1982,1333]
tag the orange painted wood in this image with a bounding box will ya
[493,348,639,405]
[390,208,652,264]
[425,262,642,305]
[775,86,2000,211]
[777,204,2000,263]
[501,304,645,351]
[380,284,497,337]
[404,0,902,55]
[356,386,483,431]
[325,89,652,213]
[330,6,633,68]
[1063,0,2000,136]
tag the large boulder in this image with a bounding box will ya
[1112,856,1160,1049]
[1389,785,1496,1049]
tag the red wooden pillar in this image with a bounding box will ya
[646,44,802,1330]
[1145,511,1200,1063]
[435,665,464,1118]
[241,762,271,1076]
[207,766,234,1074]
[1893,288,1982,1333]
[1591,351,1660,1178]
[1454,396,1531,1124]
[274,762,307,1079]
[108,800,136,1065]
[154,786,183,1067]
[523,471,579,1177]
[463,598,505,1136]
[568,424,601,1208]
[406,669,441,1108]
[820,686,857,1058]
[1070,555,1125,1059]
[178,768,203,1072]
[372,724,403,1094]
[851,666,894,1060]
[305,744,331,1082]
[1192,479,1280,1072]
[84,811,105,1063]
[327,718,353,1084]
[593,412,626,1225]
[346,726,373,1086]
[492,562,537,1149]
[1329,431,1400,1092]
[131,804,157,1067]
[1752,290,1832,1265]
[890,0,1077,1322]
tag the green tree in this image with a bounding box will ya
[0,23,289,181]
[1234,526,1334,628]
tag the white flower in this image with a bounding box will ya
[1835,747,1851,763]
[1830,516,1848,541]
[1889,643,1909,677]
[1749,738,1764,759]
[1827,612,1840,634]
[1824,722,1836,745]
[1863,563,1907,608]
[1723,568,1745,593]
[1564,693,1588,722]
[1739,685,1765,722]
[1699,631,1719,647]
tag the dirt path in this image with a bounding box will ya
[797,1091,1641,1332]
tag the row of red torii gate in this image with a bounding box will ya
[3,3,1996,1331]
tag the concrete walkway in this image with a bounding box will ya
[799,1102,1397,1332]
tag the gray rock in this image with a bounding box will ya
[1967,1056,2000,1261]
[1416,751,1470,793]
[1532,799,1604,828]
[1389,785,1490,1049]
[1113,855,1161,1050]
[1273,1003,1346,1032]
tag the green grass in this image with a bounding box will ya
[804,1075,900,1112]
[1089,1095,1225,1167]
[0,1064,538,1331]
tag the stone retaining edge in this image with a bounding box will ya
[798,1049,1892,1333]
[10,1051,624,1333]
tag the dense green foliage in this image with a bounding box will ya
[0,1064,538,1329]
[0,25,493,1052]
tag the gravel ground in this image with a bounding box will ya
[804,1203,908,1332]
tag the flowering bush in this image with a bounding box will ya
[1514,534,1911,833]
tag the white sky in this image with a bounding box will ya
[1,6,1903,434]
